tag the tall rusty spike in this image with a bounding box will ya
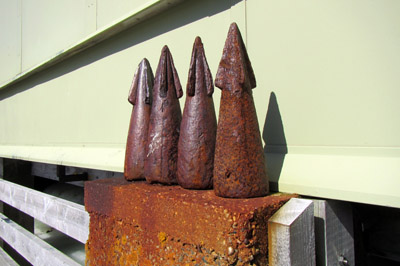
[177,37,217,189]
[124,58,154,181]
[213,23,269,198]
[144,46,182,185]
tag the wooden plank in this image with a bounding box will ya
[314,200,354,266]
[3,160,34,233]
[268,198,316,266]
[3,159,34,266]
[0,247,19,266]
[0,179,89,243]
[0,213,80,266]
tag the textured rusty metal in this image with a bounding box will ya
[177,37,217,189]
[213,23,269,198]
[144,46,183,185]
[85,177,297,266]
[124,59,154,181]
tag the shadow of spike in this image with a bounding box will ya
[124,58,154,181]
[177,37,217,189]
[213,23,269,198]
[144,46,183,185]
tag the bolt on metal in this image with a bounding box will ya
[339,255,349,266]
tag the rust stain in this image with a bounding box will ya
[158,231,167,246]
[213,23,269,198]
[85,177,296,265]
[124,58,154,181]
[177,36,217,189]
[145,46,182,185]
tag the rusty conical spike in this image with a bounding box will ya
[177,36,217,189]
[213,23,269,198]
[124,58,154,181]
[215,23,256,94]
[144,46,182,185]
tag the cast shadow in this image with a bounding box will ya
[0,0,242,100]
[262,92,287,192]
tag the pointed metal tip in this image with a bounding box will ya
[187,36,213,96]
[140,58,150,66]
[229,22,239,32]
[227,23,240,42]
[138,58,151,75]
[193,36,204,56]
[194,36,202,46]
[156,45,182,99]
[215,23,256,92]
[159,46,172,65]
[128,58,154,105]
[161,45,170,55]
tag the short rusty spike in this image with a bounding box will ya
[124,58,154,181]
[144,46,182,185]
[213,23,269,198]
[177,37,217,189]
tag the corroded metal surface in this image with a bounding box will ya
[213,23,269,198]
[124,59,154,181]
[177,37,217,189]
[85,177,296,266]
[144,46,183,185]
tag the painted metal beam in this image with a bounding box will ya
[0,179,89,243]
[268,198,316,266]
[0,0,185,90]
[0,146,124,173]
[0,213,80,266]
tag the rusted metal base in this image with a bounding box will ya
[85,177,296,266]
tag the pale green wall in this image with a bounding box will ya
[0,0,399,207]
[96,0,145,29]
[21,0,97,71]
[0,0,21,83]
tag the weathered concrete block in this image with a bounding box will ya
[85,177,296,266]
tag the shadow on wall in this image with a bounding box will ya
[262,92,287,192]
[0,0,242,100]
